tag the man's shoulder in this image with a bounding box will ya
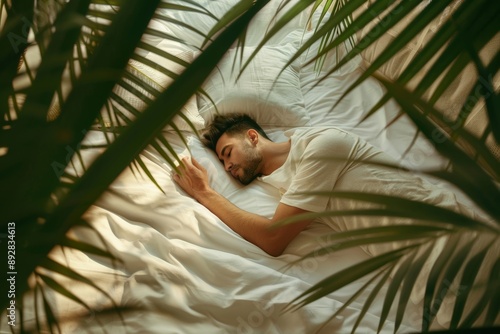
[286,127,355,161]
[288,126,351,142]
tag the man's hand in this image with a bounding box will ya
[173,156,210,200]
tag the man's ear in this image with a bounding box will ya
[247,129,259,145]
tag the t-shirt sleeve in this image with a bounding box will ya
[280,130,358,212]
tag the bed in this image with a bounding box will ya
[7,1,497,333]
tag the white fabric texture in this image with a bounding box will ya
[259,127,389,214]
[156,0,310,48]
[197,44,310,127]
[259,127,462,223]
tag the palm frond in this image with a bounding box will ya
[316,264,394,333]
[269,1,499,331]
[37,282,61,334]
[394,243,435,332]
[450,238,496,329]
[286,190,498,229]
[1,0,163,311]
[282,224,451,264]
[1,0,272,318]
[375,73,500,219]
[287,246,412,312]
[351,264,394,334]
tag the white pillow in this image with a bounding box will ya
[197,43,310,127]
[105,41,204,132]
[245,0,311,46]
[280,11,362,75]
[155,0,310,48]
[154,0,234,48]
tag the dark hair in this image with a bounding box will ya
[202,113,270,150]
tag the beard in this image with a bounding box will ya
[236,144,262,185]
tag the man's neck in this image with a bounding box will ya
[260,139,291,176]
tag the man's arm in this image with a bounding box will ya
[173,157,313,256]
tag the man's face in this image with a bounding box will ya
[215,132,262,185]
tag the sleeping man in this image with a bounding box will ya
[173,112,485,257]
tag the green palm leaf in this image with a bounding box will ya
[394,243,435,333]
[450,238,496,329]
[293,191,497,230]
[316,264,393,333]
[248,0,363,75]
[422,234,461,330]
[40,257,125,321]
[203,0,256,49]
[0,0,35,119]
[351,264,394,334]
[484,259,500,326]
[37,282,61,334]
[287,246,413,311]
[374,73,500,219]
[329,0,453,108]
[458,258,500,329]
[377,248,418,332]
[37,272,92,315]
[1,0,272,321]
[283,224,450,264]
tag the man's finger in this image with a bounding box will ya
[191,157,202,169]
[191,157,207,173]
[178,156,192,171]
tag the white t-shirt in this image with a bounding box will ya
[259,127,476,254]
[261,127,391,213]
